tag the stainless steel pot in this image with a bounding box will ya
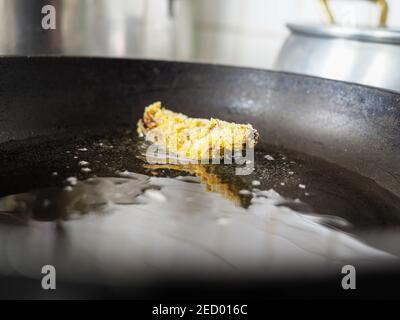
[275,0,400,92]
[0,0,176,59]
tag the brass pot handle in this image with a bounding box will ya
[320,0,388,27]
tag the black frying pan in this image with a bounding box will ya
[0,57,400,299]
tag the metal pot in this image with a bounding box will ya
[0,0,176,59]
[275,0,400,92]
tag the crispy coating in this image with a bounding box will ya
[137,102,258,160]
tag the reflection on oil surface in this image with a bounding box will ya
[0,130,399,286]
[0,172,396,285]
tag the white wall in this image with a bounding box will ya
[174,0,400,69]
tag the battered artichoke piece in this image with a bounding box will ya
[137,101,258,160]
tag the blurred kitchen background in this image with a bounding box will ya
[1,0,400,90]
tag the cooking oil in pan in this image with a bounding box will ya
[0,129,399,283]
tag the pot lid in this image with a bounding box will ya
[288,23,400,45]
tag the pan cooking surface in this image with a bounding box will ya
[0,128,399,286]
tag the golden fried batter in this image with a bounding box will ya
[137,102,258,160]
